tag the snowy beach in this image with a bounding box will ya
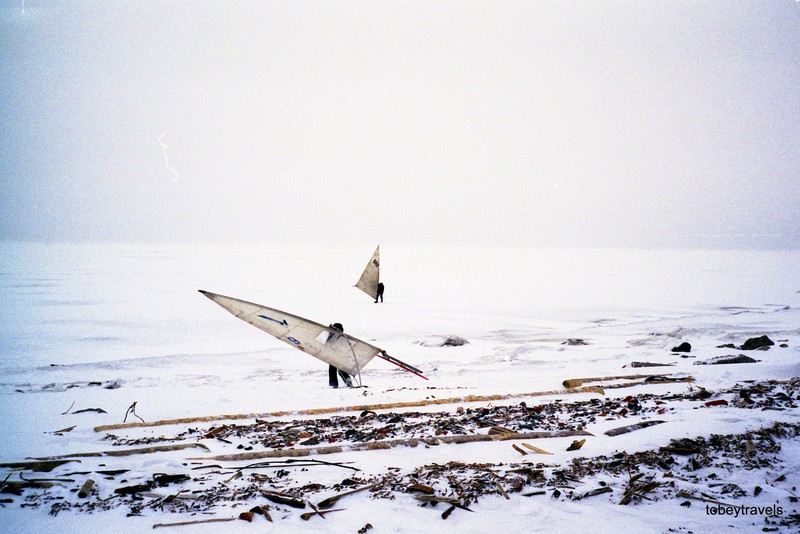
[1,243,798,533]
[4,1,800,532]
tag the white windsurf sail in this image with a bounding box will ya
[354,245,380,300]
[199,290,377,380]
[199,290,427,382]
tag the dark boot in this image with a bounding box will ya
[328,365,339,388]
[338,369,353,388]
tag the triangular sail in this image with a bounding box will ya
[354,245,380,299]
[199,290,380,378]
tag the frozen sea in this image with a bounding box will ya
[1,242,799,533]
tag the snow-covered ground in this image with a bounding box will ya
[1,243,798,533]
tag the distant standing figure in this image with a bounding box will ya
[375,282,384,303]
[328,323,354,388]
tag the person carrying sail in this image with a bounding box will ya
[328,323,354,388]
[374,282,384,303]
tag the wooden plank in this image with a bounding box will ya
[95,386,605,432]
[521,443,552,454]
[33,442,209,460]
[152,517,236,528]
[191,430,595,462]
[604,420,666,437]
[0,460,78,472]
[563,374,671,388]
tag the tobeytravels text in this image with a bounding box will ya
[705,504,784,518]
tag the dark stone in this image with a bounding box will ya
[442,336,468,347]
[152,474,189,486]
[720,484,746,498]
[671,342,692,353]
[662,437,703,455]
[694,354,758,365]
[739,335,774,350]
[695,387,713,399]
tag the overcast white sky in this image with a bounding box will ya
[2,1,799,247]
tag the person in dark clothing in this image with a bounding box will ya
[329,364,353,388]
[328,323,353,388]
[374,282,384,303]
[328,365,342,388]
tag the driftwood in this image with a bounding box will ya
[301,507,345,521]
[234,458,359,472]
[0,460,78,472]
[619,475,660,505]
[95,386,605,432]
[563,373,691,388]
[78,479,95,498]
[152,517,236,529]
[62,401,76,415]
[18,472,74,483]
[488,426,515,435]
[495,479,510,500]
[1,480,61,494]
[124,402,145,424]
[675,490,735,507]
[63,469,129,477]
[574,486,613,500]
[191,430,594,462]
[604,420,666,437]
[115,484,150,495]
[566,439,586,451]
[409,483,435,494]
[415,494,473,511]
[33,442,209,460]
[250,505,273,522]
[601,377,694,389]
[521,443,552,454]
[263,492,305,508]
[0,480,65,496]
[522,490,547,496]
[317,483,379,509]
[563,374,667,388]
[153,473,190,486]
[660,446,698,455]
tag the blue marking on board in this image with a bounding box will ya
[258,314,288,327]
[287,336,301,345]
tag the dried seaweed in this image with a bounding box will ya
[4,378,796,529]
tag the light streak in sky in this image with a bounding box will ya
[158,132,180,182]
